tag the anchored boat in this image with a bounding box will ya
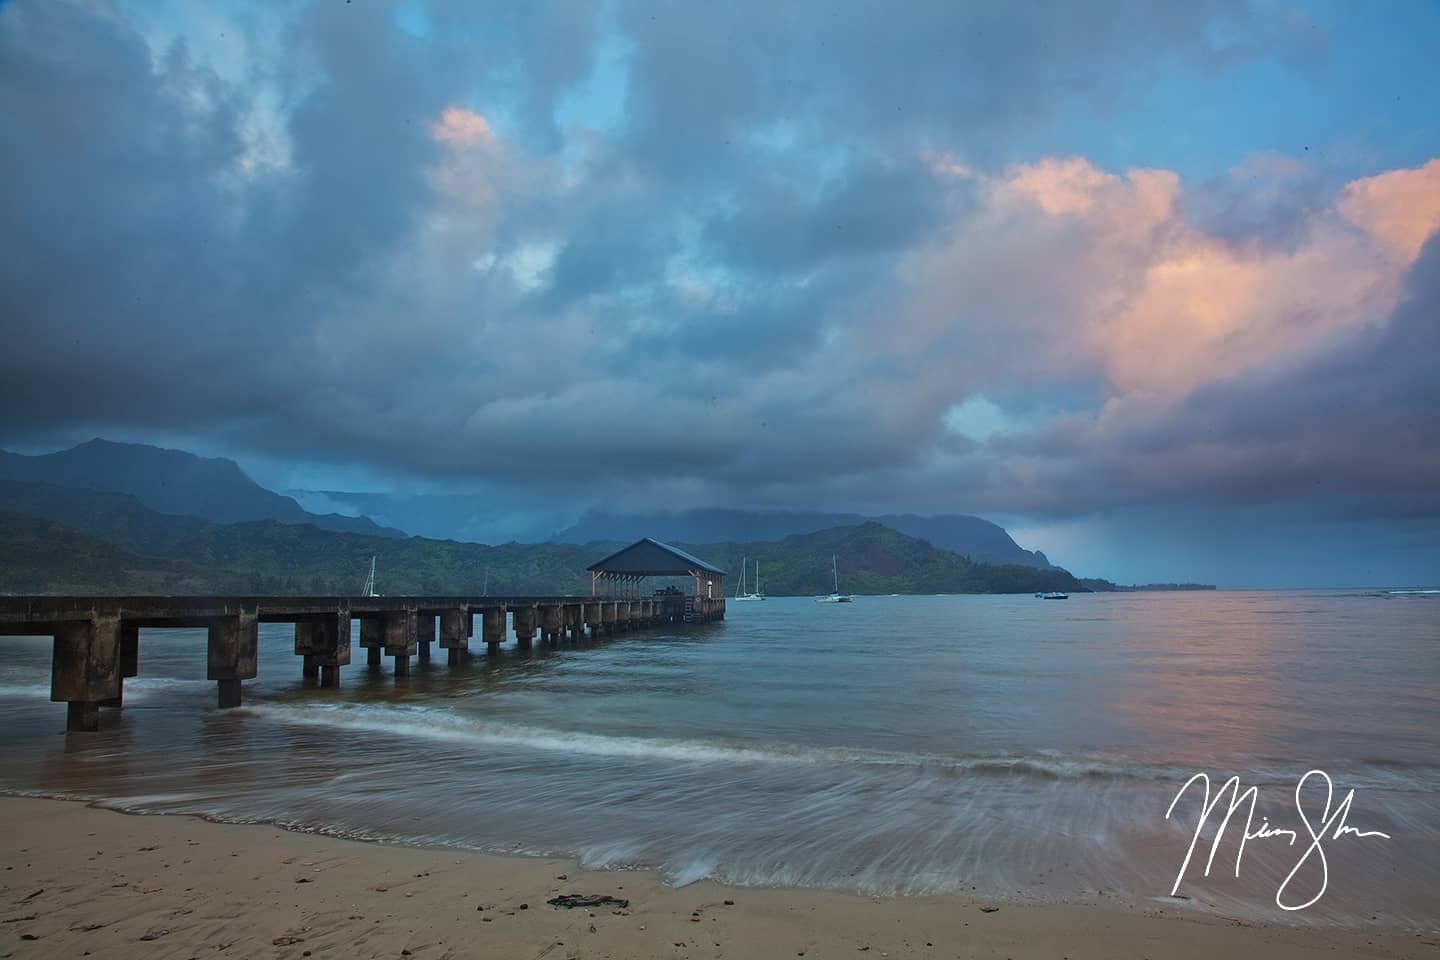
[816,554,853,603]
[734,557,765,601]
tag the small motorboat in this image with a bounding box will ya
[1041,591,1068,600]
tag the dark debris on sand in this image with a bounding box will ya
[547,894,631,909]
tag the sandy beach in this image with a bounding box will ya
[0,797,1431,960]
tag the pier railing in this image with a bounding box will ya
[0,594,726,731]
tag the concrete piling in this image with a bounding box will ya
[541,605,563,644]
[512,605,536,649]
[295,623,318,679]
[440,609,469,665]
[119,624,139,678]
[417,614,435,663]
[67,701,100,730]
[563,604,583,641]
[206,611,258,709]
[482,606,505,653]
[99,623,141,708]
[51,615,122,731]
[360,617,387,668]
[384,609,417,677]
[311,611,350,688]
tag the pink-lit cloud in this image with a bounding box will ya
[431,106,495,146]
[880,154,1440,408]
[1339,158,1440,261]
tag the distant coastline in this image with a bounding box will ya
[1079,580,1217,592]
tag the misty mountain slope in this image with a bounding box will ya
[679,522,1083,596]
[0,478,216,555]
[0,477,1093,595]
[554,508,1055,568]
[873,514,1052,568]
[0,439,404,537]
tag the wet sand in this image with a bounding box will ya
[0,797,1432,959]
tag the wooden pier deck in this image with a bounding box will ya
[0,593,726,731]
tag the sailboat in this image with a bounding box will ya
[816,554,852,603]
[361,556,381,598]
[734,557,765,601]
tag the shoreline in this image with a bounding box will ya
[2,797,1433,959]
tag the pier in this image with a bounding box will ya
[0,538,727,731]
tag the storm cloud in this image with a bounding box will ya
[1,0,1436,582]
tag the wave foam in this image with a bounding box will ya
[241,702,1196,783]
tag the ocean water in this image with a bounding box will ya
[1,591,1436,929]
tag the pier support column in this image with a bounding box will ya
[101,628,129,707]
[217,679,242,708]
[482,607,505,653]
[311,611,350,688]
[295,623,317,679]
[540,606,562,645]
[66,701,100,731]
[360,619,385,667]
[52,615,122,731]
[207,610,258,709]
[100,623,140,708]
[563,604,582,641]
[513,606,536,650]
[417,614,435,663]
[383,610,418,677]
[583,603,601,639]
[440,609,469,666]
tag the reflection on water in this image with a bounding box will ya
[1,591,1436,928]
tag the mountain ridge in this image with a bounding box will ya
[0,439,404,538]
[553,508,1055,569]
[0,484,1095,596]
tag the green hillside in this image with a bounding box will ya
[0,481,1094,595]
[684,522,1088,596]
[0,512,247,594]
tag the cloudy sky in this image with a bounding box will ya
[2,0,1437,586]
